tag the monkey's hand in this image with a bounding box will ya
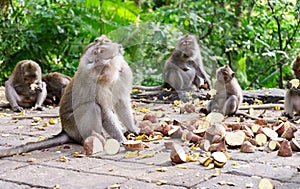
[12,106,23,113]
[30,83,43,94]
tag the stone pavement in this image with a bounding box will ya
[0,94,300,188]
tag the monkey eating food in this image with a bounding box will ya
[42,72,71,105]
[207,65,243,115]
[0,37,140,157]
[3,60,47,112]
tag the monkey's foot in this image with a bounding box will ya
[281,112,293,119]
[35,105,46,111]
[12,106,23,112]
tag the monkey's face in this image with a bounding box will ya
[217,66,235,83]
[176,35,197,57]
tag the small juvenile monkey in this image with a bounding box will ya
[0,37,140,157]
[291,55,300,80]
[42,72,71,105]
[207,65,243,115]
[283,79,300,119]
[134,34,210,94]
[4,60,47,112]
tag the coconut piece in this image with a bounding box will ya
[281,127,294,140]
[83,135,104,155]
[204,123,226,143]
[212,151,227,167]
[240,141,256,153]
[255,133,267,146]
[258,178,274,189]
[278,140,293,157]
[123,140,144,151]
[268,140,280,151]
[104,139,120,155]
[225,130,246,147]
[143,112,158,123]
[290,138,300,151]
[262,127,278,140]
[185,131,203,144]
[170,143,186,163]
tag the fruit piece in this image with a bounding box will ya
[225,130,246,147]
[139,120,153,135]
[104,139,120,155]
[281,127,294,140]
[199,139,210,151]
[170,143,186,163]
[251,124,261,134]
[268,140,280,151]
[287,79,300,89]
[212,151,227,167]
[240,141,256,153]
[83,135,104,155]
[184,104,195,113]
[204,123,226,143]
[143,112,158,123]
[123,140,144,151]
[262,127,278,140]
[49,118,58,125]
[208,141,227,152]
[278,140,293,157]
[290,138,300,152]
[258,178,274,189]
[255,133,267,146]
[206,112,224,124]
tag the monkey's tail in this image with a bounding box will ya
[0,132,72,158]
[0,103,11,108]
[132,84,166,91]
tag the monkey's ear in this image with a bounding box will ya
[297,55,300,61]
[231,72,235,78]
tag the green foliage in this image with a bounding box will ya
[0,0,299,90]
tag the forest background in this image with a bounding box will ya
[0,0,299,90]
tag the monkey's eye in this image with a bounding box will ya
[93,50,98,55]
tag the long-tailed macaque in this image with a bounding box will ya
[42,72,71,105]
[0,37,140,157]
[207,65,243,115]
[133,34,210,94]
[3,60,47,112]
[291,55,300,80]
[283,55,300,119]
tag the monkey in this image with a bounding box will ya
[133,34,210,96]
[42,72,71,105]
[282,55,300,120]
[207,65,243,115]
[283,79,300,119]
[2,60,47,112]
[0,38,140,157]
[291,54,300,80]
